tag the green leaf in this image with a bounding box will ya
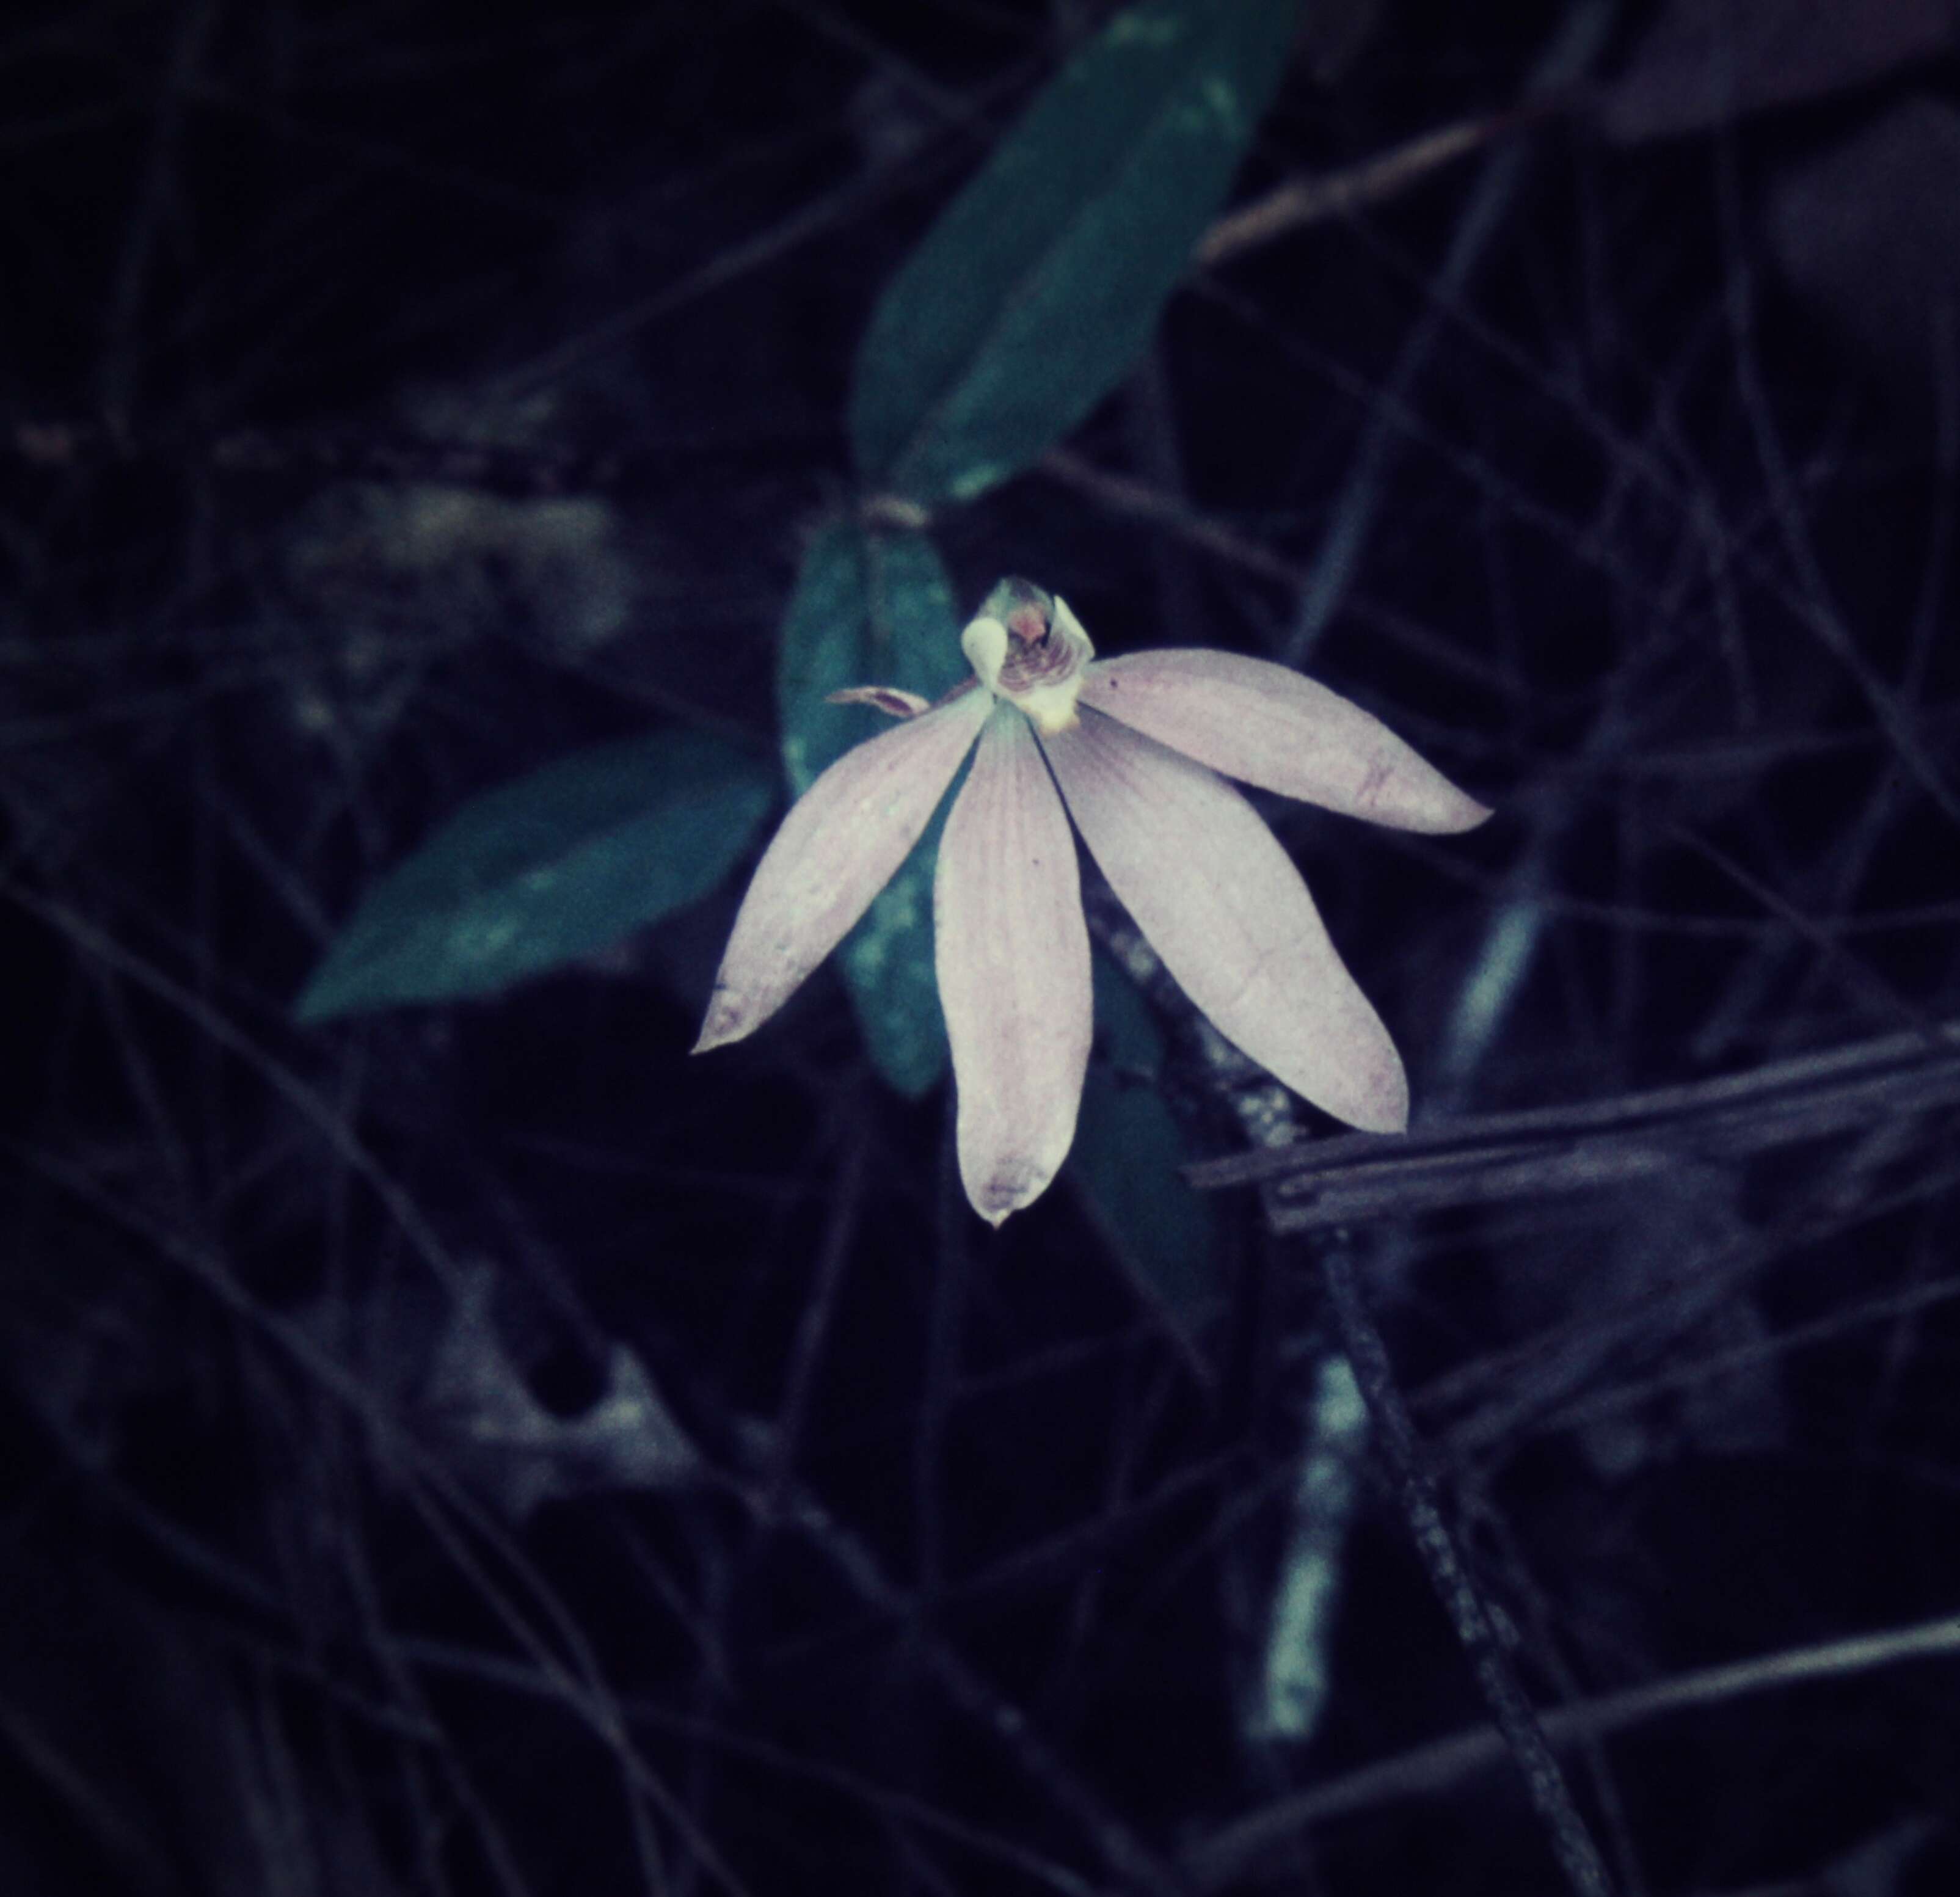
[777,519,967,1095]
[296,729,775,1022]
[1072,955,1220,1334]
[849,0,1300,505]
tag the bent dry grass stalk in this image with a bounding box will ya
[1190,1018,1960,1227]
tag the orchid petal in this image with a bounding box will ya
[1041,710,1408,1132]
[935,705,1093,1224]
[694,689,989,1052]
[1079,649,1490,834]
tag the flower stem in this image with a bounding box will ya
[1313,1237,1616,1897]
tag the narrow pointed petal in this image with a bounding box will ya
[1042,710,1408,1132]
[936,707,1093,1224]
[826,685,933,719]
[1079,649,1490,834]
[694,690,989,1052]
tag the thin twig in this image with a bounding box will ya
[1195,110,1532,268]
[757,1477,1192,1897]
[762,1131,867,1513]
[1188,1019,1960,1228]
[1713,123,1960,828]
[1186,1609,1960,1888]
[0,878,472,1297]
[1314,1241,1616,1897]
[1038,447,1305,589]
[1279,0,1621,668]
[97,0,221,434]
[373,1634,1099,1897]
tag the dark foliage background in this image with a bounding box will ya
[4,2,1959,1894]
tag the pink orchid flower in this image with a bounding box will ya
[696,577,1490,1225]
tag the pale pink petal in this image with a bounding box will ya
[935,707,1093,1225]
[1078,649,1490,834]
[694,690,989,1052]
[1041,710,1408,1132]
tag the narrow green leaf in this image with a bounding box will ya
[850,0,1300,504]
[777,519,967,1095]
[296,729,775,1022]
[1072,955,1220,1331]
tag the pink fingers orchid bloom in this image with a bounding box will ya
[694,578,1490,1226]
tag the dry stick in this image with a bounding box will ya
[97,0,220,434]
[762,1480,1190,1897]
[1251,164,1959,838]
[1187,1610,1960,1889]
[1279,0,1620,671]
[762,1131,867,1513]
[1313,1239,1616,1897]
[1419,1146,1960,1471]
[2,879,472,1299]
[1188,1018,1960,1227]
[380,1633,1099,1897]
[914,1108,974,1601]
[1194,110,1529,268]
[7,1137,740,1897]
[1039,448,1306,590]
[1713,126,1960,830]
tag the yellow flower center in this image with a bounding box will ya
[960,581,1095,735]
